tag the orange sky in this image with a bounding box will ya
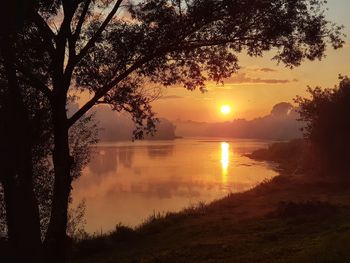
[150,0,350,122]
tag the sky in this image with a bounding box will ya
[150,0,350,122]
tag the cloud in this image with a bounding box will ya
[226,73,297,85]
[260,67,277,73]
[246,67,278,73]
[160,95,184,100]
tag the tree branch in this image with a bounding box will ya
[16,66,53,100]
[68,56,149,127]
[73,0,92,43]
[66,5,287,127]
[66,0,92,75]
[67,36,260,127]
[32,13,56,55]
[74,0,124,63]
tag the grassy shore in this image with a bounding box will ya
[73,142,350,263]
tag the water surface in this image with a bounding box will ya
[72,138,278,233]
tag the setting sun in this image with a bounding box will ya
[220,105,231,115]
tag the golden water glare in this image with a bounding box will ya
[221,142,229,183]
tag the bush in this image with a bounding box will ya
[295,76,350,175]
[248,139,313,173]
[110,224,136,242]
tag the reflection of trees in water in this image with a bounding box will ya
[83,144,270,199]
[104,179,252,199]
[118,147,134,168]
[89,147,118,175]
[88,145,173,176]
[89,146,136,174]
[147,145,174,159]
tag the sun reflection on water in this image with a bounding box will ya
[221,142,229,183]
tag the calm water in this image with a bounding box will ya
[72,138,278,233]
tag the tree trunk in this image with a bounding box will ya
[1,175,42,262]
[44,93,72,262]
[0,35,43,262]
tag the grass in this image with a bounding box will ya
[72,174,350,263]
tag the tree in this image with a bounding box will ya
[271,102,293,117]
[0,1,45,261]
[3,0,344,261]
[0,78,97,261]
[295,76,350,175]
[0,3,97,260]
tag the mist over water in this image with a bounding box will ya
[72,138,278,233]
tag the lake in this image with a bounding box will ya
[72,138,278,233]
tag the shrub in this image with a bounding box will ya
[295,76,350,175]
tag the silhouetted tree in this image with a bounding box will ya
[271,102,293,116]
[296,76,350,175]
[0,1,45,261]
[0,84,97,261]
[0,3,97,260]
[2,0,344,261]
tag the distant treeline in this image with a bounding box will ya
[88,105,177,141]
[175,102,303,140]
[82,102,303,141]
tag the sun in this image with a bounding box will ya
[220,105,231,115]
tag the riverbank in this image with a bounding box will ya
[73,142,350,263]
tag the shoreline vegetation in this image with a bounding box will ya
[72,140,350,263]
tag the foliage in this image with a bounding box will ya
[248,139,313,174]
[0,80,97,241]
[67,201,88,241]
[0,94,97,240]
[0,185,5,238]
[295,76,350,174]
